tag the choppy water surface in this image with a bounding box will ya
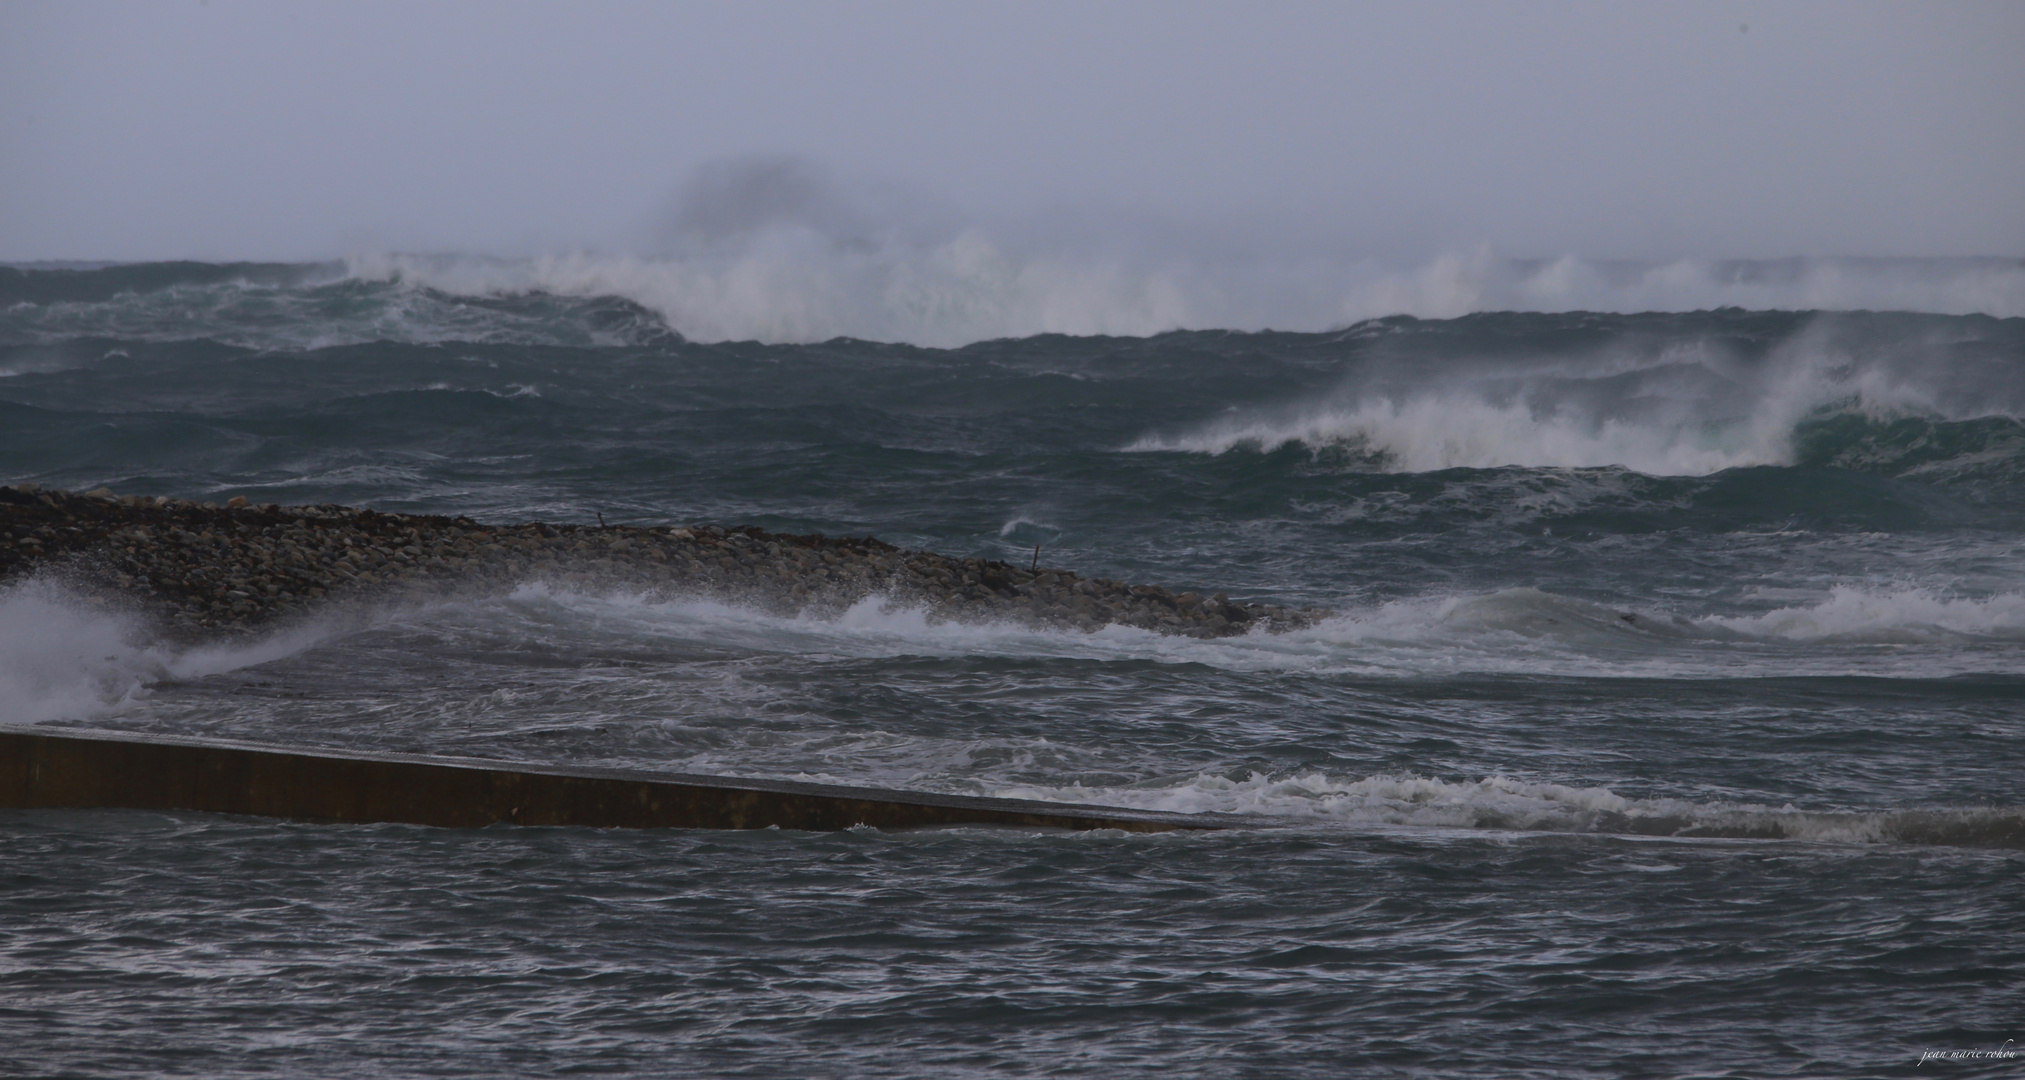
[2,262,2022,1076]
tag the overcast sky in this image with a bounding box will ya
[3,0,2021,263]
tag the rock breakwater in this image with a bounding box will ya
[0,485,1324,639]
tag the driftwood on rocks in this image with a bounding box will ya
[0,485,1325,640]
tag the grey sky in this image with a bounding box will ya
[3,0,2020,263]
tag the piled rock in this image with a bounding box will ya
[0,485,1324,639]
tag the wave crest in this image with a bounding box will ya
[1130,320,2025,478]
[346,249,2025,348]
[1128,395,1791,474]
[1705,586,2025,643]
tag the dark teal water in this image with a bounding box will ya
[2,263,2022,1076]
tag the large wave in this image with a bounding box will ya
[7,250,2024,351]
[1129,317,2025,478]
[347,247,2025,348]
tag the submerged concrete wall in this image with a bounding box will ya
[0,724,1230,834]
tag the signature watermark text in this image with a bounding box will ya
[1920,1041,2017,1066]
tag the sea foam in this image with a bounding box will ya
[989,769,2025,849]
[0,579,343,725]
[433,579,2025,683]
[345,247,2025,348]
[1127,320,2022,476]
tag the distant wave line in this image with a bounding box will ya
[7,251,2024,348]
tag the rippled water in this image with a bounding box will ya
[11,814,2020,1078]
[2,263,2022,1076]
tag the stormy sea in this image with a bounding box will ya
[3,256,2022,1077]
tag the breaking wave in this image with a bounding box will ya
[365,579,2025,684]
[0,579,343,725]
[1131,394,1793,474]
[346,249,2025,347]
[1703,586,2025,643]
[7,252,2024,350]
[10,579,2021,851]
[1130,399,2025,479]
[1129,322,2025,478]
[420,579,2025,678]
[1318,583,2025,657]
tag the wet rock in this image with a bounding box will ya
[0,485,1329,641]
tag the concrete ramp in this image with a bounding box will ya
[0,723,1233,834]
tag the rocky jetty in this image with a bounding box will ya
[0,485,1324,639]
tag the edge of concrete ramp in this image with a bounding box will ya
[0,722,1238,834]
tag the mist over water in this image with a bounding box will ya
[340,248,2025,348]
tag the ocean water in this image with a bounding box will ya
[2,259,2022,1077]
